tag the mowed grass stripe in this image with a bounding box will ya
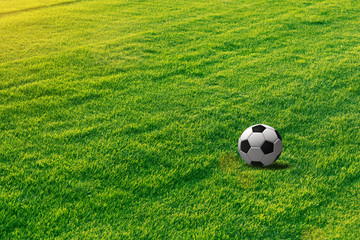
[0,0,83,16]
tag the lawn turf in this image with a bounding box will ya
[1,0,360,239]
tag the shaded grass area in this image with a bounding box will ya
[1,0,360,239]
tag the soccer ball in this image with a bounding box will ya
[238,124,283,167]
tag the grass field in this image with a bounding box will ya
[1,0,360,239]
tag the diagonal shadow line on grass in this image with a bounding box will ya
[0,0,84,17]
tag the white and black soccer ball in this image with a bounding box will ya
[238,124,283,167]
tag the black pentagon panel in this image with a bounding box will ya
[252,125,266,133]
[275,130,282,141]
[241,140,251,153]
[261,141,274,155]
[250,161,264,167]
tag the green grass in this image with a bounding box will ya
[1,0,360,238]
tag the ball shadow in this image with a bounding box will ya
[265,162,291,170]
[248,162,291,170]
